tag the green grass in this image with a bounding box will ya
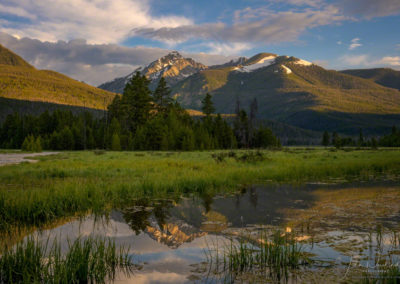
[0,236,134,283]
[205,229,310,282]
[1,148,400,236]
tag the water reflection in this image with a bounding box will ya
[30,182,400,283]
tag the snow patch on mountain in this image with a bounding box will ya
[234,55,277,72]
[294,59,312,66]
[281,65,292,74]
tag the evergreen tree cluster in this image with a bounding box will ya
[320,127,400,148]
[379,126,400,147]
[21,135,42,152]
[233,98,280,148]
[0,73,280,151]
[0,110,105,150]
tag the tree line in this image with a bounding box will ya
[321,127,400,148]
[0,72,280,151]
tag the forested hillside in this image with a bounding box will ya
[171,55,400,135]
[341,68,400,91]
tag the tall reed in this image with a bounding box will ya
[208,229,310,282]
[0,236,134,283]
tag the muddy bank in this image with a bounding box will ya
[0,152,59,166]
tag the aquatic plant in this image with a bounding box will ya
[0,236,134,284]
[207,229,310,282]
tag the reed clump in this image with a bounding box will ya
[0,236,134,284]
[206,229,310,281]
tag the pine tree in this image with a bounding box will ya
[392,125,397,135]
[201,93,215,116]
[133,126,147,150]
[322,131,330,147]
[59,127,74,150]
[35,136,42,152]
[111,132,121,151]
[49,131,60,150]
[371,137,378,149]
[254,127,278,148]
[121,72,152,132]
[237,110,249,148]
[21,135,33,151]
[153,77,172,113]
[358,128,364,147]
[249,98,258,146]
[108,95,122,121]
[332,132,341,149]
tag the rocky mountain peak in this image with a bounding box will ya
[99,51,207,92]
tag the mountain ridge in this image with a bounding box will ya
[98,51,207,93]
[98,50,400,134]
[169,53,400,135]
[0,44,116,110]
[0,44,32,68]
[340,68,400,91]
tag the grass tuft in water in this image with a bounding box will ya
[0,236,134,283]
[207,229,310,282]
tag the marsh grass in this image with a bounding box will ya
[360,226,400,283]
[0,236,134,283]
[206,230,310,282]
[1,149,400,236]
[362,260,400,284]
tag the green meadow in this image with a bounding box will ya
[1,147,400,282]
[1,148,400,234]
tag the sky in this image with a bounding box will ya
[0,0,399,86]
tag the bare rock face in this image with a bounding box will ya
[144,51,207,89]
[98,51,207,93]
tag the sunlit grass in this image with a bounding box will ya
[1,148,400,233]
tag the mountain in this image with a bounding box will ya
[0,97,105,123]
[0,44,32,68]
[171,53,400,135]
[340,68,400,91]
[98,51,207,93]
[0,44,115,111]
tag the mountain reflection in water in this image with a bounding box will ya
[29,182,400,283]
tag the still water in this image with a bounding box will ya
[30,182,400,283]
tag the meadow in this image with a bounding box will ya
[1,147,400,282]
[1,147,400,235]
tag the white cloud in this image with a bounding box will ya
[349,38,362,50]
[0,32,236,85]
[204,42,252,55]
[338,53,400,70]
[339,54,369,66]
[0,0,192,44]
[276,0,323,7]
[379,56,400,67]
[337,0,400,18]
[134,5,345,45]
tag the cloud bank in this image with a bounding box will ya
[0,0,191,44]
[0,33,236,86]
[0,0,399,84]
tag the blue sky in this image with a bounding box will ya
[0,0,399,85]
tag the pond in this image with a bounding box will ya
[29,182,400,283]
